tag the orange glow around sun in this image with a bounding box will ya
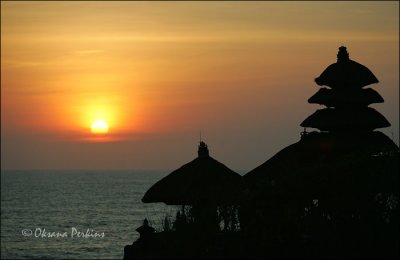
[74,100,121,141]
[91,119,109,134]
[80,101,117,135]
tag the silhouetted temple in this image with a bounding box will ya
[135,218,154,240]
[142,141,242,232]
[125,47,399,259]
[142,141,241,206]
[124,142,243,259]
[301,46,390,132]
[241,46,399,259]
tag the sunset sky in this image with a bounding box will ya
[1,1,399,172]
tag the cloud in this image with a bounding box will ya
[74,49,104,55]
[352,8,373,14]
[2,60,42,68]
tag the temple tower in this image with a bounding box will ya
[301,46,390,133]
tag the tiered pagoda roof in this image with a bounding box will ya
[301,46,390,132]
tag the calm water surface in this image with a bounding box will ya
[1,170,178,259]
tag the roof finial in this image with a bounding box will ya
[198,141,209,158]
[337,46,349,62]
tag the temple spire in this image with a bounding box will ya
[337,46,349,62]
[198,141,209,158]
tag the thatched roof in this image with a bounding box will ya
[142,142,242,205]
[300,107,390,132]
[315,46,378,89]
[308,87,384,107]
[243,132,399,204]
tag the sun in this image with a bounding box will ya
[91,119,109,134]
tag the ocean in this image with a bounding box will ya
[1,170,179,259]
